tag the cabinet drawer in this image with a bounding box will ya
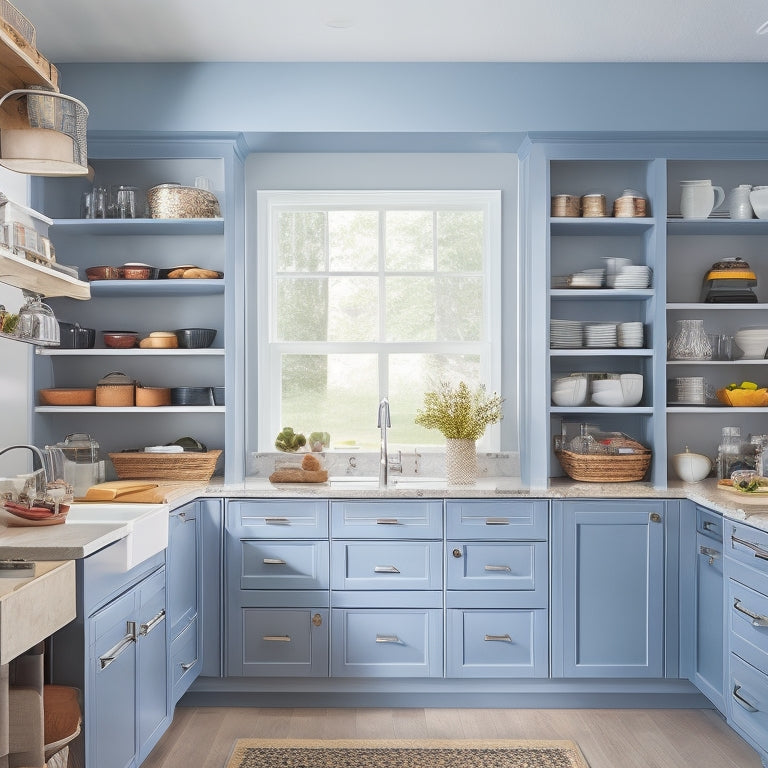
[331,541,441,591]
[729,576,768,676]
[239,540,329,590]
[331,500,442,539]
[446,608,548,678]
[170,618,199,704]
[230,607,329,677]
[227,500,328,538]
[446,499,548,540]
[729,653,768,754]
[727,520,768,571]
[331,608,442,677]
[696,506,723,542]
[447,541,547,596]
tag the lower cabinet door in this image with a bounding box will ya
[230,607,329,676]
[729,653,768,757]
[89,588,138,768]
[446,608,548,678]
[331,608,443,677]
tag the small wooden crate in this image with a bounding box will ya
[555,447,651,483]
[109,450,222,481]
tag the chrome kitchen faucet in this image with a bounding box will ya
[377,398,402,487]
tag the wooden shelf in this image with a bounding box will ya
[0,21,58,94]
[0,246,90,299]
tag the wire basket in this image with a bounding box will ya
[0,0,35,47]
[109,450,222,482]
[147,184,220,219]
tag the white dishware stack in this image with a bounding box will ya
[617,321,643,348]
[590,373,643,407]
[551,375,588,407]
[610,264,652,289]
[667,376,706,405]
[584,323,618,348]
[734,327,768,359]
[550,319,583,348]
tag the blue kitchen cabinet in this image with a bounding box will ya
[445,499,549,678]
[200,498,224,678]
[167,500,204,704]
[680,501,725,712]
[225,499,330,676]
[551,499,667,678]
[724,519,768,765]
[50,543,169,768]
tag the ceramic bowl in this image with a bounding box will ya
[103,331,139,348]
[552,377,587,406]
[749,188,768,219]
[591,390,625,407]
[85,265,122,281]
[671,450,712,483]
[174,328,217,349]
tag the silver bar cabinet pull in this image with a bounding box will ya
[484,634,512,642]
[484,564,512,572]
[374,565,400,573]
[180,659,198,671]
[140,609,166,636]
[263,558,286,565]
[732,535,768,561]
[485,518,510,525]
[265,517,290,525]
[376,635,401,643]
[100,622,136,669]
[733,685,759,712]
[262,635,291,642]
[734,599,768,627]
[376,518,399,525]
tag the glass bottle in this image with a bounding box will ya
[669,319,712,360]
[718,426,742,480]
[569,423,596,454]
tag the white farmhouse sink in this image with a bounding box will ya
[66,503,169,570]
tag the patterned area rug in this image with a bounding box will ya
[225,739,590,768]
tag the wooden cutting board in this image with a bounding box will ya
[82,480,201,503]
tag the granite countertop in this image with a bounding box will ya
[2,476,767,562]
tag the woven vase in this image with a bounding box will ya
[445,438,477,485]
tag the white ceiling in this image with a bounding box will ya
[11,0,768,64]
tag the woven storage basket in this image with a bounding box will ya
[109,449,222,481]
[555,447,651,482]
[147,184,220,219]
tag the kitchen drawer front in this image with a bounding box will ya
[331,608,442,677]
[696,506,723,542]
[446,541,548,595]
[229,607,329,677]
[239,540,329,591]
[446,499,548,540]
[728,653,768,755]
[729,575,768,676]
[727,520,768,571]
[170,617,200,705]
[331,500,442,539]
[227,500,328,539]
[446,608,548,678]
[331,540,442,591]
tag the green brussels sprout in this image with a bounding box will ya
[275,427,307,452]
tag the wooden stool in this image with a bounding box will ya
[43,685,81,766]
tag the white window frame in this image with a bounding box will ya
[255,189,502,451]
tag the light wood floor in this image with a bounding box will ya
[141,707,763,768]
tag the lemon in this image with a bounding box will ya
[740,381,759,390]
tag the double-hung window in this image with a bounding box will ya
[256,190,501,451]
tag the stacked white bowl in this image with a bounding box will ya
[551,375,588,406]
[734,327,768,359]
[591,373,644,406]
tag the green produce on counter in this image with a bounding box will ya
[275,426,306,452]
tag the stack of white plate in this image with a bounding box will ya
[550,319,583,348]
[609,265,653,289]
[617,321,644,348]
[667,376,706,405]
[734,327,768,359]
[585,323,618,348]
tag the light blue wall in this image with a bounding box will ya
[59,62,768,141]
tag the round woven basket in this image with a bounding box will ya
[146,184,220,219]
[551,194,581,217]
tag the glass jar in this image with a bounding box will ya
[718,426,743,480]
[669,319,712,360]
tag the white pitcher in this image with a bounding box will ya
[680,179,725,219]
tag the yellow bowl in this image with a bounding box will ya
[716,387,768,407]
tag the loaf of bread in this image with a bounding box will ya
[269,468,329,484]
[182,268,219,279]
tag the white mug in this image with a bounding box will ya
[680,180,725,219]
